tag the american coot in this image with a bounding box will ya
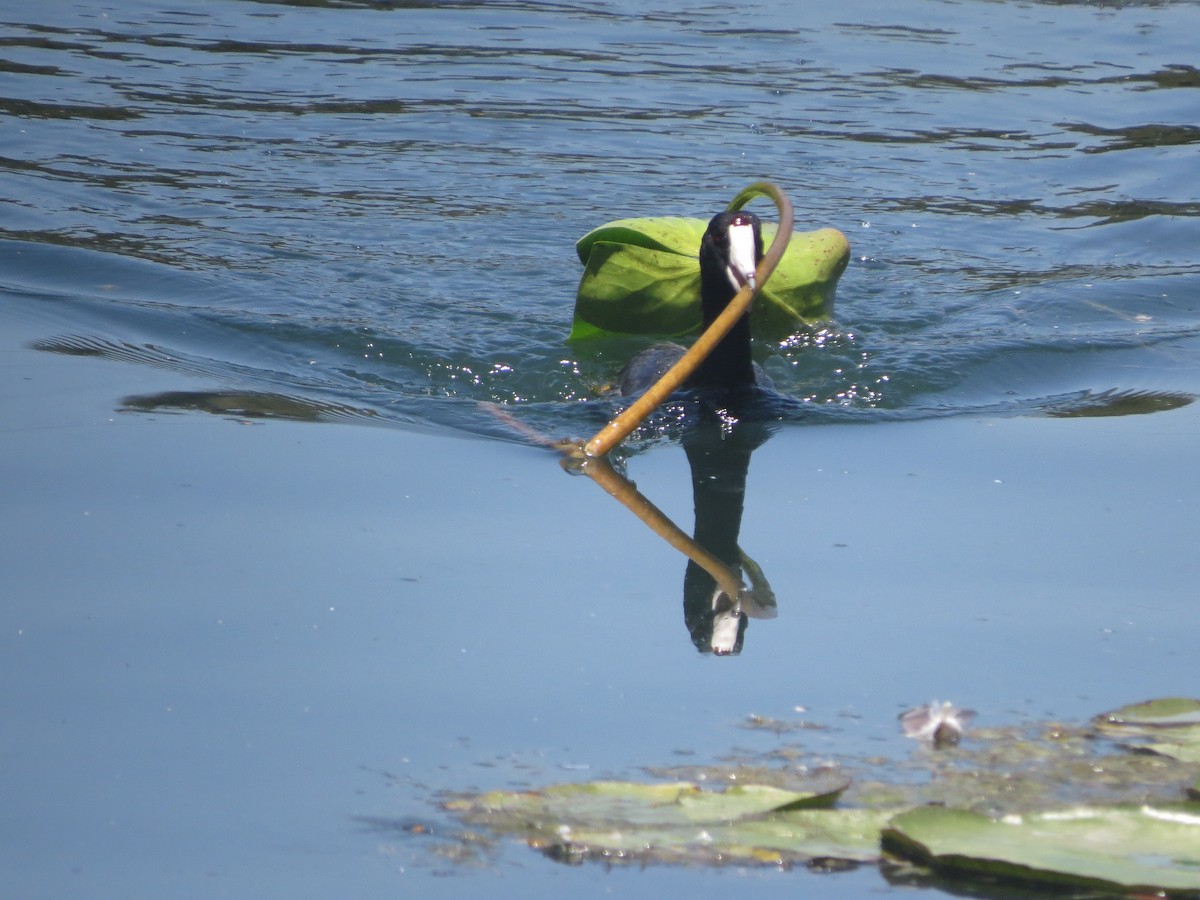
[618,210,769,397]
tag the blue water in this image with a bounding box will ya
[4,0,1198,438]
[2,0,1199,897]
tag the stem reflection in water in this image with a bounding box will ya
[569,414,778,656]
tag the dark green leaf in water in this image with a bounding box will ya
[883,804,1200,893]
[570,218,850,340]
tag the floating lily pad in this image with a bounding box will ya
[430,699,1200,878]
[883,805,1200,893]
[1095,698,1200,762]
[1144,736,1200,764]
[1096,697,1200,729]
[535,807,891,866]
[447,779,844,828]
[576,216,709,259]
[571,218,850,340]
[444,779,887,866]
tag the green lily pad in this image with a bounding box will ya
[444,779,887,865]
[571,217,850,340]
[571,241,703,340]
[1096,697,1200,729]
[447,779,844,827]
[883,804,1200,893]
[1143,737,1200,764]
[427,698,1200,878]
[536,807,890,866]
[1096,698,1200,762]
[576,216,710,260]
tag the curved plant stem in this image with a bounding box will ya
[579,181,794,458]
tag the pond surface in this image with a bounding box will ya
[1,0,1198,896]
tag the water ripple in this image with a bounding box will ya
[2,0,1198,444]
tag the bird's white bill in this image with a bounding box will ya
[710,588,741,655]
[724,222,758,293]
[710,609,741,655]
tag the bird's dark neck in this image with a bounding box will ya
[693,290,755,388]
[684,435,752,565]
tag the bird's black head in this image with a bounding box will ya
[699,210,764,322]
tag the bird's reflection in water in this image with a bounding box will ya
[681,412,776,655]
[568,400,779,657]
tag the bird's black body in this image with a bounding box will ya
[618,210,768,398]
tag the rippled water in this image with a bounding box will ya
[4,1,1200,896]
[5,0,1198,444]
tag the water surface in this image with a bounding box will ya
[2,0,1199,896]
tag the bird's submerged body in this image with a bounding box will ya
[617,341,773,398]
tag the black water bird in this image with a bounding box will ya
[619,210,769,398]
